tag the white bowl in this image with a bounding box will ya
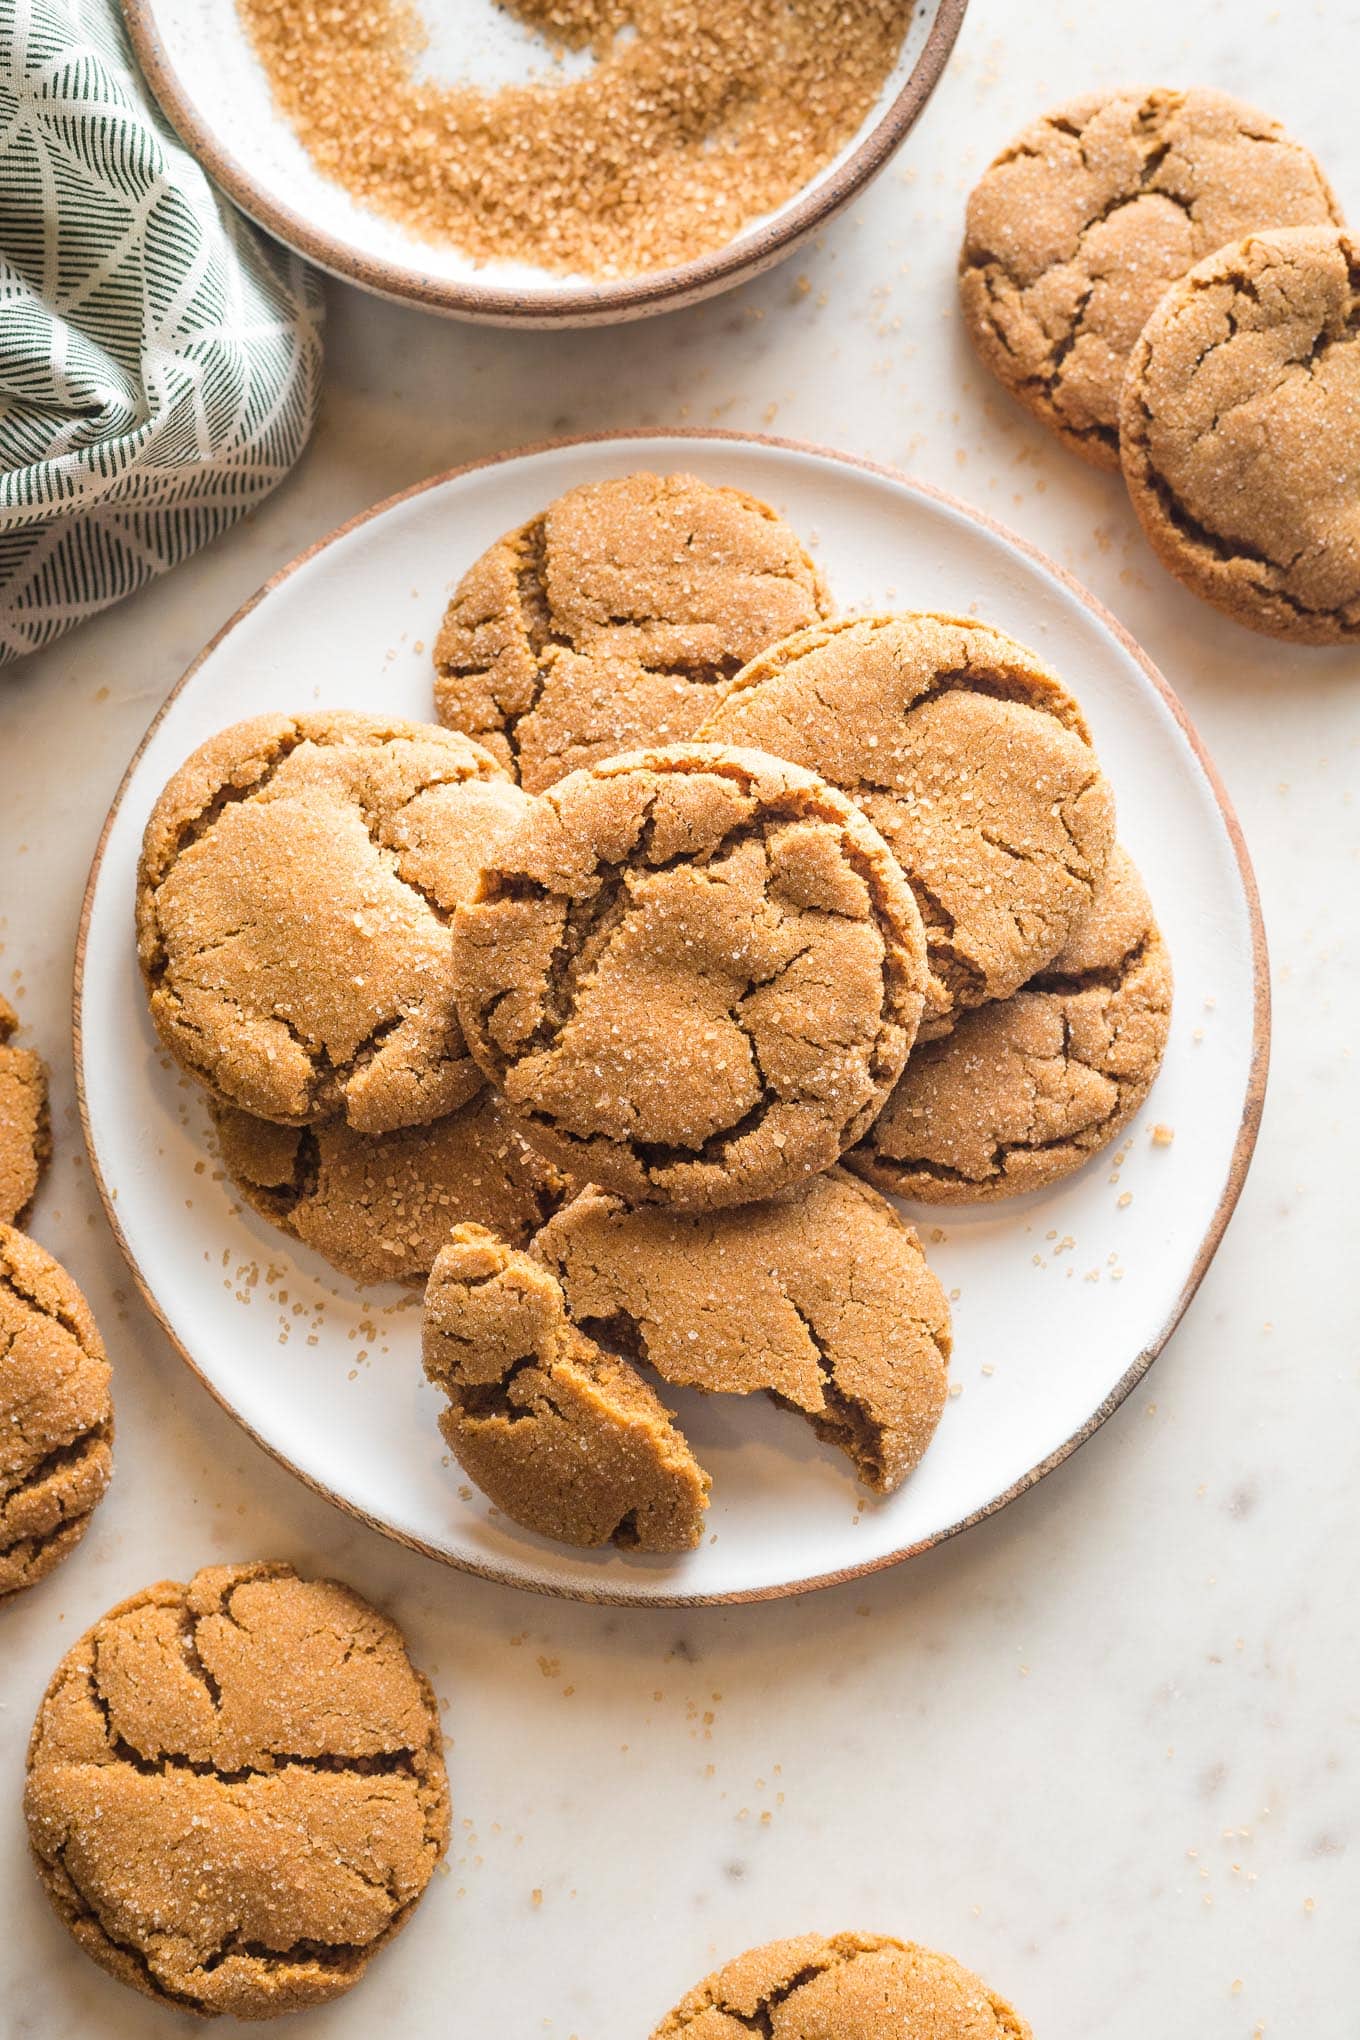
[123,0,969,325]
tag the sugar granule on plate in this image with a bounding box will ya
[237,0,915,278]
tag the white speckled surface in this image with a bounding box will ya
[2,3,1358,2034]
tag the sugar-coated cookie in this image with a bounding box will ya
[24,1561,449,2019]
[852,848,1171,1200]
[700,613,1115,1035]
[1121,224,1360,642]
[652,1931,1031,2038]
[535,1169,950,1493]
[452,744,928,1209]
[961,87,1340,465]
[434,471,830,791]
[137,711,526,1133]
[212,1085,564,1287]
[423,1225,709,1551]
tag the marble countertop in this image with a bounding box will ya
[3,2,1358,2033]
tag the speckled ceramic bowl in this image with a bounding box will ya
[122,0,968,326]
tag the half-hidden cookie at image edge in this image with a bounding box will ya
[0,994,50,1227]
[651,1930,1031,2038]
[535,1169,951,1494]
[24,1561,450,2019]
[423,1224,710,1552]
[433,471,831,791]
[1,1225,112,1600]
[136,711,527,1133]
[1120,223,1360,643]
[851,846,1172,1201]
[211,1085,565,1288]
[960,86,1341,466]
[452,744,928,1210]
[699,612,1116,1037]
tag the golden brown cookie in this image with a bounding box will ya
[434,471,831,791]
[652,1931,1031,2038]
[0,993,50,1226]
[423,1224,709,1551]
[1120,224,1360,642]
[453,744,929,1209]
[699,614,1115,1036]
[535,1169,950,1493]
[24,1560,450,2019]
[851,847,1172,1201]
[960,87,1341,466]
[211,1085,565,1288]
[137,711,526,1134]
[1,1226,112,1600]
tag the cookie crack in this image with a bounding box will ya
[781,1300,888,1489]
[199,1932,376,1977]
[0,1424,110,1521]
[69,1729,423,1783]
[1034,932,1148,997]
[1131,407,1340,616]
[148,724,309,881]
[1,1512,94,1575]
[673,1961,830,2034]
[179,1609,224,1712]
[0,1251,93,1352]
[453,1352,548,1424]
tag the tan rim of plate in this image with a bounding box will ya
[73,429,1271,1605]
[121,0,970,327]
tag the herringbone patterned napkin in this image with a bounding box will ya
[0,0,323,665]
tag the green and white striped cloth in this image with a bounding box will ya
[0,0,323,664]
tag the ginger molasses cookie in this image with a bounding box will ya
[24,1560,449,2019]
[852,847,1172,1202]
[434,471,830,792]
[960,87,1340,465]
[423,1225,709,1551]
[652,1931,1031,2039]
[700,614,1115,1035]
[535,1169,951,1493]
[452,744,929,1209]
[1120,224,1360,642]
[212,1086,564,1288]
[1,1226,112,1600]
[0,993,50,1226]
[137,712,526,1134]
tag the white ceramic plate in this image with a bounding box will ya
[76,433,1268,1604]
[123,0,967,325]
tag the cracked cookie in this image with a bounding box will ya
[1,1226,112,1600]
[0,993,50,1225]
[960,87,1340,465]
[851,847,1172,1201]
[137,711,527,1134]
[535,1169,950,1493]
[699,614,1116,1036]
[423,1224,709,1551]
[652,1930,1031,2038]
[433,471,831,792]
[452,744,928,1209]
[211,1086,565,1288]
[24,1560,450,2019]
[1120,224,1360,642]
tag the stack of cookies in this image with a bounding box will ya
[137,470,1171,1555]
[961,86,1359,644]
